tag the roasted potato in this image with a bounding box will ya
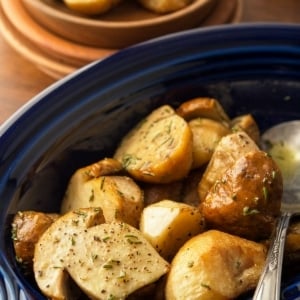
[176,97,230,125]
[189,118,230,169]
[140,200,205,261]
[198,131,259,201]
[138,0,193,13]
[79,157,123,178]
[61,175,144,228]
[114,105,193,183]
[201,150,283,240]
[34,208,169,300]
[165,230,267,300]
[230,114,260,144]
[63,0,122,15]
[60,158,142,227]
[11,211,59,268]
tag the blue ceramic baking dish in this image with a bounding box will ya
[1,23,300,299]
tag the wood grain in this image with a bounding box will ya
[0,0,300,124]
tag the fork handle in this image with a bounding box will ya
[253,211,293,300]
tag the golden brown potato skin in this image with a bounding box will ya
[166,230,267,300]
[11,211,59,265]
[176,97,230,124]
[230,114,260,144]
[201,151,283,240]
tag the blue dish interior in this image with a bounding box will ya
[0,24,300,299]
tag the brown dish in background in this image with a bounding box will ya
[22,0,218,48]
[0,0,241,78]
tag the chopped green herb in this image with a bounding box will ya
[122,154,139,169]
[100,178,105,190]
[71,236,76,246]
[125,235,142,244]
[72,219,79,226]
[73,210,88,218]
[243,206,260,216]
[89,189,95,202]
[263,186,269,200]
[103,264,113,269]
[201,283,211,290]
[91,254,98,262]
[102,236,111,242]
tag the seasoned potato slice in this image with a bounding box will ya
[201,150,282,240]
[114,105,193,183]
[189,118,230,169]
[34,208,169,300]
[12,211,59,267]
[61,175,143,228]
[165,230,267,300]
[140,200,205,261]
[176,97,230,125]
[34,208,106,299]
[231,114,260,144]
[198,131,259,201]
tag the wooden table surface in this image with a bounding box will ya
[1,0,300,124]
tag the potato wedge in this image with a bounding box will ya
[189,118,230,169]
[165,230,267,300]
[201,150,282,240]
[61,175,144,228]
[231,114,260,144]
[34,208,169,300]
[198,131,259,201]
[140,200,205,261]
[176,97,230,125]
[34,208,106,299]
[114,105,193,183]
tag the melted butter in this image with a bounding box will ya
[269,141,298,182]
